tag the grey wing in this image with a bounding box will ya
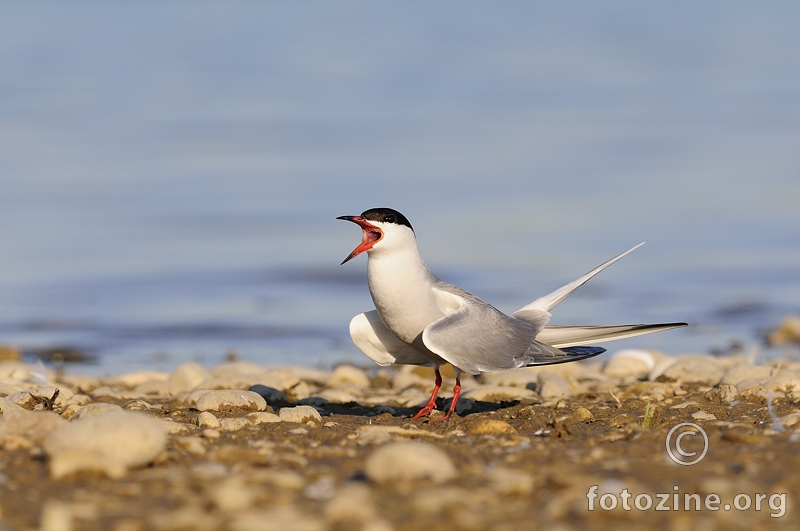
[537,323,688,348]
[421,284,537,375]
[349,311,432,366]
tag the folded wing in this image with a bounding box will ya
[537,323,687,348]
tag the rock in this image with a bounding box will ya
[691,411,717,421]
[0,361,33,381]
[721,365,772,387]
[123,399,155,411]
[0,396,25,414]
[572,407,593,421]
[365,442,457,484]
[197,412,221,428]
[39,500,73,531]
[74,403,124,419]
[0,409,65,446]
[356,425,444,445]
[194,390,267,412]
[762,375,800,393]
[0,381,23,396]
[315,389,359,403]
[603,349,657,380]
[134,380,175,397]
[768,314,800,346]
[245,412,281,425]
[463,385,537,401]
[109,371,169,388]
[175,436,207,456]
[247,385,291,408]
[43,410,167,478]
[160,419,189,435]
[653,355,725,385]
[466,420,517,435]
[169,362,210,393]
[327,365,371,389]
[210,475,256,511]
[219,417,251,431]
[704,384,740,404]
[537,372,573,399]
[737,377,769,393]
[279,405,322,425]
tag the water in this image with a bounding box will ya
[2,3,800,375]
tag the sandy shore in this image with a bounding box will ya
[1,348,800,530]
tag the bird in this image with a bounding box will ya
[338,207,686,422]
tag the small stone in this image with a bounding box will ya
[74,403,124,419]
[40,500,73,531]
[572,407,593,421]
[279,405,322,425]
[245,412,281,425]
[194,390,267,412]
[462,385,537,401]
[219,417,251,431]
[315,389,359,403]
[656,355,725,385]
[762,375,800,393]
[365,442,457,484]
[197,412,221,429]
[721,364,772,387]
[160,419,189,435]
[133,380,175,397]
[0,409,65,446]
[203,429,221,439]
[537,372,572,399]
[169,362,211,393]
[247,385,291,408]
[466,420,517,435]
[43,410,167,478]
[109,371,169,388]
[691,411,717,421]
[737,378,768,393]
[0,396,24,414]
[768,314,800,346]
[705,384,740,404]
[174,436,207,455]
[603,349,657,380]
[210,475,256,511]
[327,365,371,389]
[123,399,154,411]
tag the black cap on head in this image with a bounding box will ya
[360,208,413,232]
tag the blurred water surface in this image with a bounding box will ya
[1,3,799,374]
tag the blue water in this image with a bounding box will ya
[2,3,799,375]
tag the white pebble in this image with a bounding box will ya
[365,442,456,484]
[74,403,124,419]
[245,412,281,425]
[219,417,251,431]
[327,365,371,389]
[197,411,221,428]
[169,362,211,393]
[43,410,166,478]
[537,372,573,399]
[279,406,322,425]
[194,390,267,412]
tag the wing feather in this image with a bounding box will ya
[349,311,432,366]
[536,323,687,348]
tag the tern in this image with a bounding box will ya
[338,208,686,422]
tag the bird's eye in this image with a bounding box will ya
[384,215,395,223]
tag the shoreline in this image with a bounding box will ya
[2,349,800,530]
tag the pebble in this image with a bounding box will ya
[169,362,211,393]
[704,384,740,404]
[245,412,281,425]
[654,355,725,385]
[762,375,800,393]
[197,411,221,428]
[691,411,717,421]
[219,417,251,431]
[327,364,371,389]
[768,314,800,346]
[572,407,593,421]
[365,442,457,484]
[463,384,537,401]
[160,418,189,435]
[247,385,291,408]
[109,371,169,388]
[194,390,267,412]
[203,429,221,439]
[43,410,167,478]
[537,372,573,399]
[74,402,124,419]
[0,396,24,414]
[315,389,360,403]
[721,365,773,387]
[279,405,322,425]
[0,409,65,447]
[466,419,517,435]
[603,349,657,380]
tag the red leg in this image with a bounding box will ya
[428,374,461,423]
[411,368,442,419]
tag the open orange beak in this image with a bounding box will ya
[337,215,384,264]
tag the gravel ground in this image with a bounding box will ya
[2,347,800,531]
